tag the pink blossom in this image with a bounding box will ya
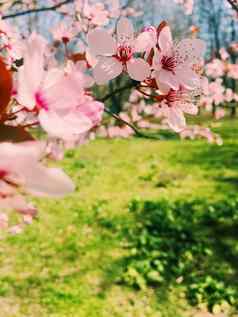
[156,89,198,132]
[152,25,205,92]
[0,141,75,235]
[234,93,238,102]
[17,33,94,140]
[206,59,225,78]
[134,26,157,57]
[0,141,75,197]
[76,95,104,127]
[225,88,234,102]
[227,64,238,80]
[76,1,109,27]
[52,22,77,43]
[46,141,65,161]
[0,18,23,63]
[180,125,223,145]
[208,79,225,105]
[107,125,133,138]
[9,225,23,235]
[215,109,226,120]
[87,17,151,84]
[219,48,229,60]
[23,215,33,225]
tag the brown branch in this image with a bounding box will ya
[104,107,162,140]
[99,83,161,140]
[21,121,39,128]
[2,0,74,20]
[99,81,137,103]
[226,0,238,12]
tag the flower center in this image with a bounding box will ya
[35,92,49,111]
[161,56,177,72]
[62,36,69,44]
[116,45,133,63]
[166,90,180,105]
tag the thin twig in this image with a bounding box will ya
[21,121,39,128]
[99,81,137,103]
[104,107,162,140]
[2,0,74,20]
[226,0,238,12]
[99,83,161,140]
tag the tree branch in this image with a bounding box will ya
[99,83,161,140]
[2,0,74,20]
[226,0,238,12]
[104,107,162,140]
[99,81,137,103]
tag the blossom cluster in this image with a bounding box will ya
[0,0,209,234]
[199,46,238,118]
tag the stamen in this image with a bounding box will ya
[166,90,180,105]
[161,56,176,72]
[116,45,133,63]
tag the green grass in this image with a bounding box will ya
[0,119,238,316]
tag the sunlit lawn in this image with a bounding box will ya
[0,118,238,316]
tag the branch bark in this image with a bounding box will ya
[104,107,162,140]
[226,0,238,12]
[100,83,162,140]
[2,0,74,20]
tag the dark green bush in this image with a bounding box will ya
[122,197,238,310]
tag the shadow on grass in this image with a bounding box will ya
[173,142,238,170]
[104,198,238,310]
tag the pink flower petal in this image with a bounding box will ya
[9,225,23,235]
[86,48,98,67]
[175,39,206,65]
[78,101,104,126]
[17,33,47,109]
[43,69,87,110]
[134,32,154,53]
[156,80,170,94]
[24,165,75,197]
[127,58,150,82]
[180,103,198,115]
[175,67,200,89]
[87,29,117,56]
[116,17,134,44]
[167,107,186,132]
[93,56,123,84]
[39,110,93,140]
[158,25,173,55]
[157,69,179,90]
